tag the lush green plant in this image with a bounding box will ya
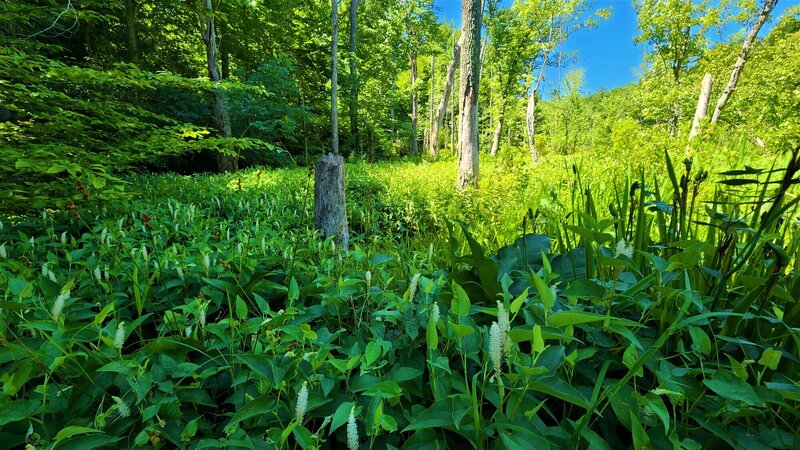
[1,146,798,448]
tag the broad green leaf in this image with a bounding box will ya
[704,371,763,406]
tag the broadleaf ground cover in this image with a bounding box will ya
[1,148,798,449]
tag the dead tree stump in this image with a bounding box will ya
[314,153,349,250]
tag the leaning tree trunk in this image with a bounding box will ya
[457,0,482,190]
[314,0,349,251]
[711,0,778,123]
[406,11,419,156]
[430,44,460,158]
[200,0,236,172]
[348,0,359,154]
[689,73,713,140]
[526,55,548,164]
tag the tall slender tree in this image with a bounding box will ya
[457,0,482,190]
[430,43,460,158]
[199,0,237,172]
[315,0,350,250]
[348,0,359,153]
[405,5,419,155]
[711,0,779,123]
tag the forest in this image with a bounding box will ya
[1,0,799,448]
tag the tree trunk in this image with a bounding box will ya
[527,55,548,164]
[331,0,340,155]
[689,73,713,140]
[314,153,349,250]
[314,1,349,251]
[711,0,778,123]
[348,0,359,154]
[406,10,419,156]
[125,0,139,64]
[457,0,482,190]
[425,53,435,151]
[490,102,505,157]
[200,0,236,172]
[430,44,460,158]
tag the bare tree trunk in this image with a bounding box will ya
[348,0,359,154]
[125,0,138,64]
[711,0,778,123]
[457,0,482,190]
[425,53,435,151]
[315,153,349,250]
[689,73,713,140]
[331,0,340,155]
[406,11,419,156]
[314,0,349,251]
[430,44,460,158]
[526,55,548,164]
[200,0,236,172]
[490,101,505,157]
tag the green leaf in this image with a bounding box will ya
[548,311,607,328]
[529,376,591,409]
[224,396,275,432]
[288,277,300,303]
[704,370,763,406]
[562,279,606,299]
[510,288,529,314]
[402,399,459,432]
[235,296,248,320]
[54,427,102,442]
[451,281,471,317]
[53,434,121,450]
[758,348,781,370]
[688,326,711,355]
[330,401,355,435]
[0,399,39,426]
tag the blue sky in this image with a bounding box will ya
[432,0,794,95]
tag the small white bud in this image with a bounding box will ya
[94,266,102,282]
[431,302,440,324]
[0,244,6,259]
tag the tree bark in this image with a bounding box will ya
[425,53,435,151]
[331,0,340,155]
[457,0,482,190]
[406,10,419,156]
[348,0,359,154]
[125,0,139,64]
[200,0,236,172]
[490,102,505,157]
[314,1,349,251]
[689,73,713,140]
[430,44,460,158]
[527,55,548,164]
[314,153,349,250]
[711,0,778,123]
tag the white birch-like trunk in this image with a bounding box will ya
[711,0,778,123]
[689,73,713,140]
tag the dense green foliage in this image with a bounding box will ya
[2,148,799,448]
[2,0,800,448]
